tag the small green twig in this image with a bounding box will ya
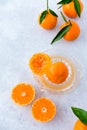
[60,11,68,23]
[47,0,49,11]
[58,5,63,9]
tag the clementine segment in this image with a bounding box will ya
[60,20,80,41]
[62,0,83,18]
[38,11,57,30]
[11,83,35,106]
[74,120,87,130]
[45,62,68,84]
[32,97,56,122]
[29,53,52,75]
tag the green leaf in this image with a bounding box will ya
[51,24,71,44]
[57,0,72,5]
[71,107,87,125]
[74,0,81,17]
[49,9,58,17]
[40,10,48,24]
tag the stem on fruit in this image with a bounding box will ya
[47,0,49,11]
[60,11,68,23]
[69,20,72,26]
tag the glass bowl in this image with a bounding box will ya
[33,48,82,94]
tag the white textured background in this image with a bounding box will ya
[0,0,87,130]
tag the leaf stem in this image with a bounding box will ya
[69,20,72,26]
[47,0,49,11]
[60,11,68,23]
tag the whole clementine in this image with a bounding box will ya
[38,0,58,29]
[62,0,83,18]
[74,120,87,130]
[45,62,68,84]
[38,10,58,30]
[60,20,80,41]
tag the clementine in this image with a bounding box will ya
[32,97,56,122]
[38,10,58,30]
[45,62,68,84]
[38,0,58,30]
[29,53,52,75]
[62,0,83,18]
[11,83,35,106]
[51,12,80,44]
[74,120,87,130]
[60,20,80,41]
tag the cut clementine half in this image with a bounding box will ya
[11,83,35,106]
[32,97,56,122]
[29,53,52,75]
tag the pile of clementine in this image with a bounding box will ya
[11,0,85,127]
[38,0,84,43]
[51,0,84,43]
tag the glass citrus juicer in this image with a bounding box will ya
[29,48,82,94]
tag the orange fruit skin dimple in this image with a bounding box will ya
[60,21,80,41]
[62,0,83,18]
[45,62,68,84]
[32,97,56,122]
[74,120,87,130]
[11,83,35,106]
[38,11,57,30]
